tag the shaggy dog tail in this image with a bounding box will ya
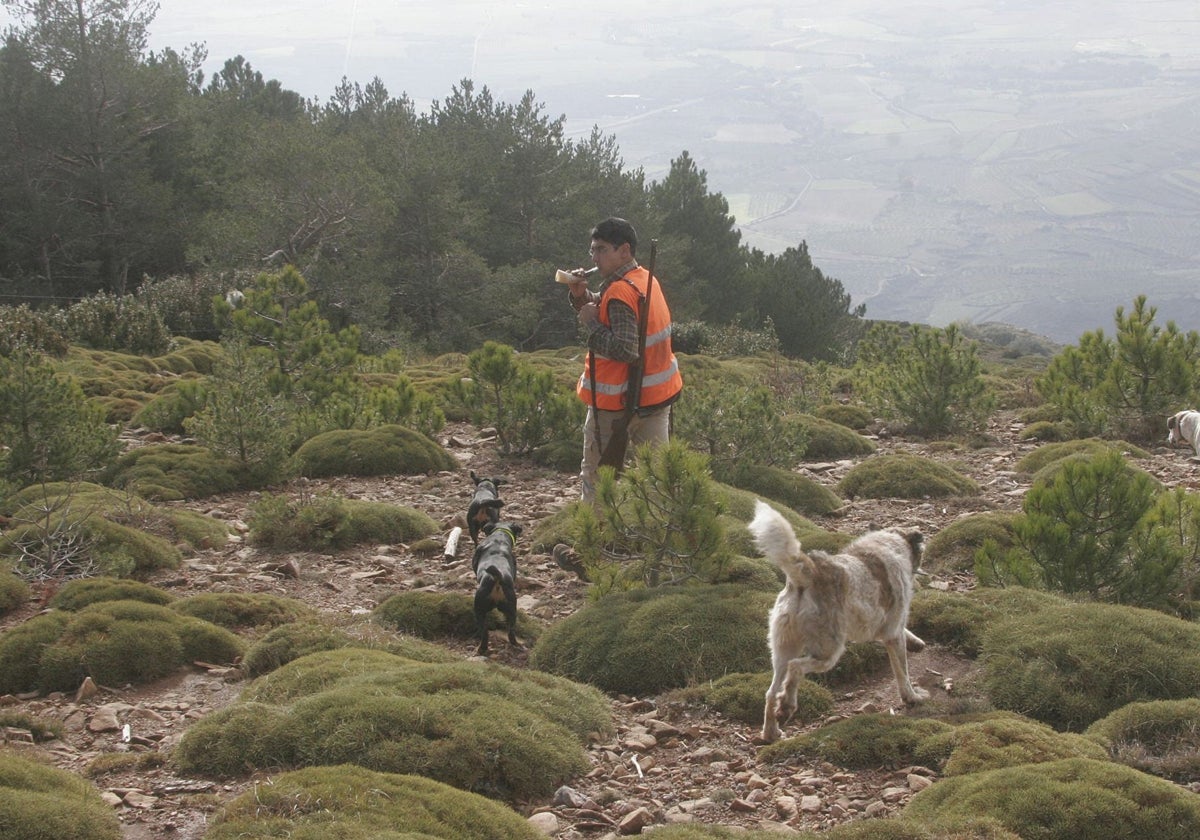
[748,500,813,588]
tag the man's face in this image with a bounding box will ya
[589,238,630,275]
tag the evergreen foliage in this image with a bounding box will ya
[979,451,1186,610]
[855,323,994,436]
[1036,295,1200,443]
[572,442,730,591]
[0,350,121,487]
[291,425,456,478]
[838,453,979,500]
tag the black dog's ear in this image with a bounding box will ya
[470,470,481,485]
[494,477,507,487]
[510,523,523,538]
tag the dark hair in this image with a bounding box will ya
[591,217,637,255]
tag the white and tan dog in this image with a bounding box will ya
[749,500,929,743]
[1167,410,1200,458]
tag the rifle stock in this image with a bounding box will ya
[597,240,657,472]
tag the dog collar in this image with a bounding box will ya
[495,527,517,544]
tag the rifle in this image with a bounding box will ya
[598,240,657,472]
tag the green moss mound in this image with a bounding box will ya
[799,413,878,459]
[1018,420,1073,442]
[49,577,176,611]
[242,623,459,678]
[529,584,774,695]
[917,716,1108,776]
[176,650,609,801]
[103,443,246,500]
[981,601,1200,731]
[294,424,456,477]
[374,591,541,646]
[0,751,121,840]
[760,714,952,769]
[0,482,225,575]
[838,453,979,499]
[249,494,437,551]
[901,758,1200,840]
[924,511,1017,574]
[1086,699,1200,781]
[0,599,244,694]
[171,592,315,630]
[671,671,833,726]
[813,403,873,431]
[205,765,544,840]
[906,587,1070,659]
[724,464,844,516]
[0,567,29,616]
[1014,437,1150,475]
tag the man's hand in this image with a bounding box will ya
[578,302,599,327]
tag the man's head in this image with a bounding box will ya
[589,217,637,274]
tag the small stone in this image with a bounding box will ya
[617,806,654,835]
[907,773,933,792]
[527,811,559,835]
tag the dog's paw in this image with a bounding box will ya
[904,685,931,704]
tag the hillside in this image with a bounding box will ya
[3,406,1198,839]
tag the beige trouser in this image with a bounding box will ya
[580,405,672,502]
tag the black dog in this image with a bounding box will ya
[467,470,506,543]
[471,521,522,656]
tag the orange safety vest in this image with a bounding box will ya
[576,267,683,412]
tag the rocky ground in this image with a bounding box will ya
[3,412,1199,839]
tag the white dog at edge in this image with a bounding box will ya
[748,500,929,743]
[1167,410,1200,458]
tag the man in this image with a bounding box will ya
[564,217,683,502]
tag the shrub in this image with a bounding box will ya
[103,443,246,500]
[671,671,833,726]
[450,341,582,455]
[131,379,209,434]
[373,591,540,646]
[530,584,774,695]
[838,453,979,500]
[62,292,173,356]
[48,578,175,611]
[917,716,1108,776]
[0,750,121,840]
[176,651,609,801]
[1,482,223,576]
[719,463,843,517]
[980,601,1200,731]
[798,414,877,459]
[981,451,1181,607]
[183,336,293,484]
[907,587,1067,657]
[293,424,456,477]
[675,381,809,478]
[135,272,231,342]
[813,402,872,430]
[205,765,546,840]
[0,566,30,616]
[924,512,1016,574]
[1086,699,1200,781]
[0,600,243,694]
[855,322,994,436]
[1013,437,1149,475]
[0,350,121,487]
[248,493,437,551]
[171,592,315,630]
[1018,420,1073,442]
[0,304,70,358]
[759,714,952,769]
[901,758,1200,840]
[1036,296,1200,443]
[240,622,458,677]
[573,442,731,591]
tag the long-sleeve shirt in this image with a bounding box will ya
[570,259,640,363]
